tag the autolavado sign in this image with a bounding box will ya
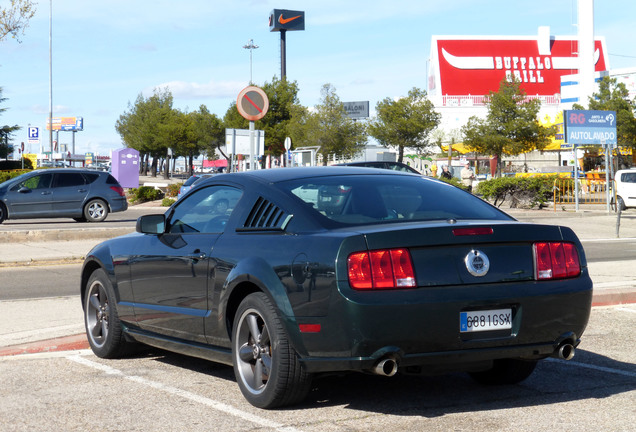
[428,34,608,97]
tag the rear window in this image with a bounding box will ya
[280,175,511,224]
[183,176,200,186]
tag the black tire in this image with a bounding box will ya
[232,292,312,409]
[84,199,109,222]
[74,217,87,222]
[469,358,538,385]
[84,268,130,358]
[0,203,6,224]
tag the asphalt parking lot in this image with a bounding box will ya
[1,304,634,431]
[0,201,635,430]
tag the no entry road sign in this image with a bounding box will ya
[237,86,269,121]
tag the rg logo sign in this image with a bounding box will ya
[569,113,587,124]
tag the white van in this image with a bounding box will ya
[613,169,636,210]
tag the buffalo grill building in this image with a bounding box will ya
[427,29,614,173]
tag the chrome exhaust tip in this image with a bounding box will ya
[556,343,575,360]
[372,358,398,376]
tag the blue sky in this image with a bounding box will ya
[1,0,635,157]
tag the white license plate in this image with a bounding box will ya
[460,309,512,333]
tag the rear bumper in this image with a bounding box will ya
[292,276,593,374]
[110,197,128,213]
[299,337,577,374]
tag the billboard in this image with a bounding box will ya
[428,34,608,98]
[343,101,369,119]
[46,117,84,131]
[269,9,305,32]
[564,110,617,145]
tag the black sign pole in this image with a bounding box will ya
[280,30,287,80]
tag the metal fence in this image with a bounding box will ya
[553,174,609,206]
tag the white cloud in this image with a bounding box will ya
[30,104,71,115]
[145,80,246,100]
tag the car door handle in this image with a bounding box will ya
[188,251,207,261]
[77,189,87,193]
[41,191,52,195]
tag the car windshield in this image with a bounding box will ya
[280,174,511,224]
[183,176,200,187]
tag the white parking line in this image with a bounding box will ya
[67,355,304,432]
[547,358,636,378]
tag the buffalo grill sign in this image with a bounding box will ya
[428,36,608,97]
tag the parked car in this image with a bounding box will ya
[0,168,127,223]
[177,173,216,199]
[336,160,421,174]
[81,167,592,408]
[612,169,636,211]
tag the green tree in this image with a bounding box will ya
[189,105,224,175]
[259,77,301,158]
[0,88,19,160]
[1,0,36,42]
[115,88,175,177]
[296,84,367,164]
[368,87,440,163]
[574,76,636,148]
[461,79,556,176]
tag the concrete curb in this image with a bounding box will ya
[0,334,89,357]
[0,227,134,243]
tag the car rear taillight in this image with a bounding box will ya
[452,227,493,236]
[534,242,581,280]
[110,186,125,197]
[348,248,416,290]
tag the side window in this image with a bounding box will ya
[55,173,86,188]
[168,185,242,234]
[622,173,636,183]
[12,173,53,191]
[84,173,100,184]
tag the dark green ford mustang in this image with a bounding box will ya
[81,167,592,408]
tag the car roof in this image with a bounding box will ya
[209,166,414,184]
[30,168,107,174]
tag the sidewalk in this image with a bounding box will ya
[1,206,635,357]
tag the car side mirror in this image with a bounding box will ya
[136,214,166,234]
[18,187,31,193]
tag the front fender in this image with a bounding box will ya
[80,235,137,321]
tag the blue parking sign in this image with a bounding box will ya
[28,127,40,143]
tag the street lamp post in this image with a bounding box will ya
[49,0,53,162]
[242,39,259,84]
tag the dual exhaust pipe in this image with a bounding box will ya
[372,357,398,377]
[372,340,575,377]
[554,341,576,360]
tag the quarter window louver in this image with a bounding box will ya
[243,197,290,230]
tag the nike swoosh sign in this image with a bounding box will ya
[278,14,301,25]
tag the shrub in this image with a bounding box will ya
[129,186,164,204]
[476,175,557,209]
[438,176,468,191]
[166,183,181,198]
[162,197,176,207]
[0,169,31,183]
